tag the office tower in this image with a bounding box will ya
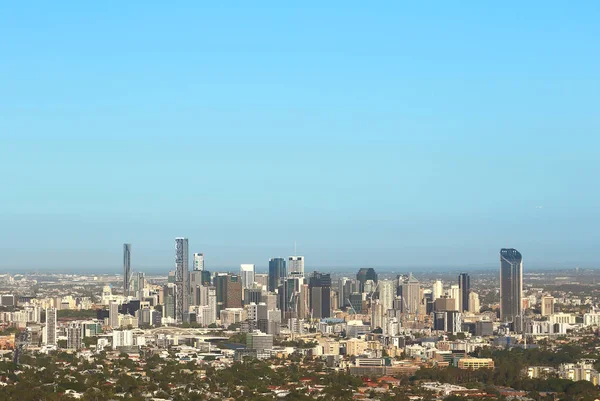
[399,273,420,314]
[433,310,462,334]
[371,300,384,329]
[434,296,457,311]
[135,272,146,300]
[163,284,176,318]
[240,264,256,289]
[500,248,523,325]
[175,237,190,323]
[246,332,274,352]
[308,272,331,319]
[541,296,555,317]
[337,277,349,308]
[279,276,304,320]
[469,292,480,313]
[45,307,57,346]
[67,323,82,350]
[432,280,443,300]
[356,268,378,293]
[207,287,217,324]
[288,256,305,277]
[215,274,242,313]
[378,280,395,311]
[123,244,131,297]
[193,253,204,271]
[243,288,262,305]
[109,302,119,328]
[458,273,470,312]
[268,258,286,292]
[449,285,460,311]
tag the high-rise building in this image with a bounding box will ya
[175,237,190,323]
[123,244,131,297]
[193,253,204,271]
[308,272,331,319]
[468,292,480,313]
[288,256,305,277]
[268,258,286,292]
[45,307,57,346]
[432,280,443,300]
[109,301,119,328]
[399,273,420,314]
[500,248,523,325]
[378,280,395,311]
[449,285,460,311]
[240,264,256,289]
[356,268,378,293]
[458,273,470,312]
[67,323,82,350]
[541,296,554,317]
[215,274,242,313]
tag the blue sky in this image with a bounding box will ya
[1,2,599,272]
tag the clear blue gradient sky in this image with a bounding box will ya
[1,2,599,272]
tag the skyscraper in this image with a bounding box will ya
[288,256,304,277]
[214,274,242,313]
[308,272,331,319]
[123,244,131,297]
[378,280,395,311]
[458,273,470,312]
[268,258,286,292]
[500,248,523,325]
[193,253,204,271]
[541,296,554,317]
[432,280,443,300]
[399,273,420,314]
[240,264,256,289]
[175,237,190,323]
[356,268,378,293]
[109,301,119,328]
[45,307,57,346]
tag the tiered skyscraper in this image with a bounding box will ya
[175,237,189,323]
[123,244,131,297]
[500,248,523,325]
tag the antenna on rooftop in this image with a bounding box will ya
[294,240,297,257]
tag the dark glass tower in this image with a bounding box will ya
[308,272,332,319]
[268,258,286,292]
[500,248,523,325]
[356,268,378,293]
[458,273,470,312]
[123,244,131,297]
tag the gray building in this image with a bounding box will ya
[175,237,190,323]
[123,244,131,297]
[500,248,523,327]
[246,332,273,352]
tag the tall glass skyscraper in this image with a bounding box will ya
[123,244,131,297]
[458,273,470,312]
[268,258,286,292]
[175,237,189,323]
[500,248,523,326]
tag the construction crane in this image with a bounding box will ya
[346,298,358,315]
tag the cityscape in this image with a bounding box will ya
[2,241,600,400]
[2,2,600,401]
